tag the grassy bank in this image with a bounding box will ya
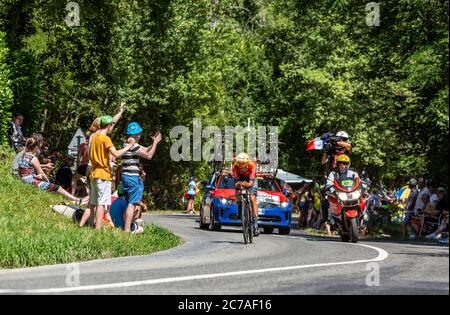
[0,147,181,269]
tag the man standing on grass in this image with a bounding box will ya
[80,116,136,230]
[121,122,161,233]
[8,113,25,152]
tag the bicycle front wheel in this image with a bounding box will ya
[244,199,253,244]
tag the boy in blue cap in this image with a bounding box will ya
[121,122,162,233]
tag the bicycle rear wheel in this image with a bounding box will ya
[244,199,253,244]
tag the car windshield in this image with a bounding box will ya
[258,177,281,192]
[218,175,236,189]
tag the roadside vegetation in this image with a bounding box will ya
[0,147,181,269]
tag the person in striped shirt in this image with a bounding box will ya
[121,122,162,233]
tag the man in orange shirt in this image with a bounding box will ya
[79,116,135,230]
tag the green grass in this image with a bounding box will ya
[0,147,181,269]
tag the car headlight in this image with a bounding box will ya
[353,190,361,199]
[281,201,289,208]
[220,198,233,205]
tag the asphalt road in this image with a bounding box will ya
[0,214,448,295]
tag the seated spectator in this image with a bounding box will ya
[426,211,449,241]
[18,138,87,204]
[109,185,144,234]
[49,149,62,165]
[74,178,88,198]
[12,133,52,176]
[55,156,75,191]
[425,188,449,240]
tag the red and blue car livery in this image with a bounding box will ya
[199,171,292,234]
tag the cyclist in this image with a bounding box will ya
[232,152,260,237]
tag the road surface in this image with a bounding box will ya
[0,214,448,294]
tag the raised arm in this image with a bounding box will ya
[112,100,126,125]
[109,137,135,158]
[138,132,162,160]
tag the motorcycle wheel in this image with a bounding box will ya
[349,217,359,243]
[340,233,350,242]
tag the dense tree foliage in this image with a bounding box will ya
[0,0,448,208]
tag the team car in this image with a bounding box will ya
[199,170,293,234]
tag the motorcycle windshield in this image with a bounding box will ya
[336,177,357,192]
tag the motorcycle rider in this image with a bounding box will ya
[325,154,360,224]
[326,154,359,192]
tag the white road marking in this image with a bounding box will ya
[0,243,388,294]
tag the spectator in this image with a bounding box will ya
[297,182,308,227]
[424,187,448,241]
[55,156,75,191]
[71,140,90,196]
[186,176,198,214]
[78,116,135,230]
[109,185,144,234]
[72,102,125,197]
[74,178,88,198]
[414,177,430,213]
[49,149,62,165]
[121,122,161,232]
[410,193,431,237]
[401,178,419,240]
[18,138,85,203]
[427,181,439,204]
[12,133,52,176]
[7,113,25,152]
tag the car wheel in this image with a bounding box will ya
[210,210,222,231]
[263,227,274,234]
[199,207,209,230]
[278,227,291,235]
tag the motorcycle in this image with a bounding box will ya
[326,175,367,243]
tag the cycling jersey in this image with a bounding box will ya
[232,161,257,181]
[232,161,258,194]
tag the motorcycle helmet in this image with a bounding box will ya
[336,154,351,174]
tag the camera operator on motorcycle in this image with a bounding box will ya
[321,131,352,175]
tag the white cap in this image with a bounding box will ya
[409,178,418,186]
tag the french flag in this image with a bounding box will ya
[306,137,324,151]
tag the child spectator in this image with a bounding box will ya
[110,185,144,234]
[55,156,75,191]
